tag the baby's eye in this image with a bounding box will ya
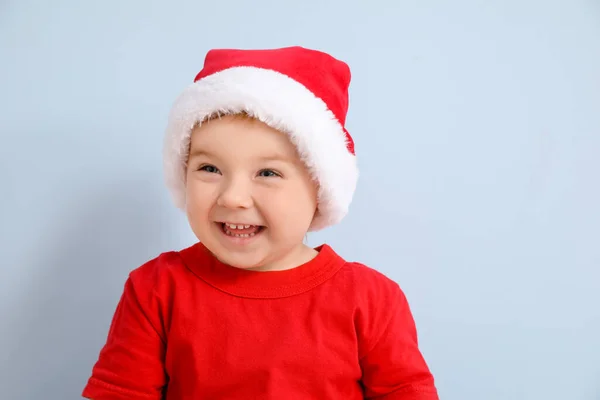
[258,169,281,178]
[199,164,220,174]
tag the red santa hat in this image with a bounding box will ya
[163,46,358,231]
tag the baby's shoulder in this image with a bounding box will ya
[336,259,405,303]
[127,247,190,294]
[342,260,396,281]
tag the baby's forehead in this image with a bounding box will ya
[189,116,302,162]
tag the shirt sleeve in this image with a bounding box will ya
[82,274,167,400]
[359,282,439,400]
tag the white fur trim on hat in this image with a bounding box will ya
[163,66,358,231]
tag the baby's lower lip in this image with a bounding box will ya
[216,222,266,240]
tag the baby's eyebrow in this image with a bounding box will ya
[258,153,292,162]
[188,149,293,163]
[188,149,213,159]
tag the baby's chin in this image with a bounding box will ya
[203,241,270,271]
[216,252,271,271]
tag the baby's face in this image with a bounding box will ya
[185,115,318,271]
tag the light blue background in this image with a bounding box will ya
[1,0,599,399]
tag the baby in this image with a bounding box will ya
[83,46,439,399]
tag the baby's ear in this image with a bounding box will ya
[312,182,321,212]
[311,206,320,222]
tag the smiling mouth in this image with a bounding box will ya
[218,222,265,238]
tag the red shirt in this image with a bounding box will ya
[83,243,438,399]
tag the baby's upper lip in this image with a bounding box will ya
[218,221,264,226]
